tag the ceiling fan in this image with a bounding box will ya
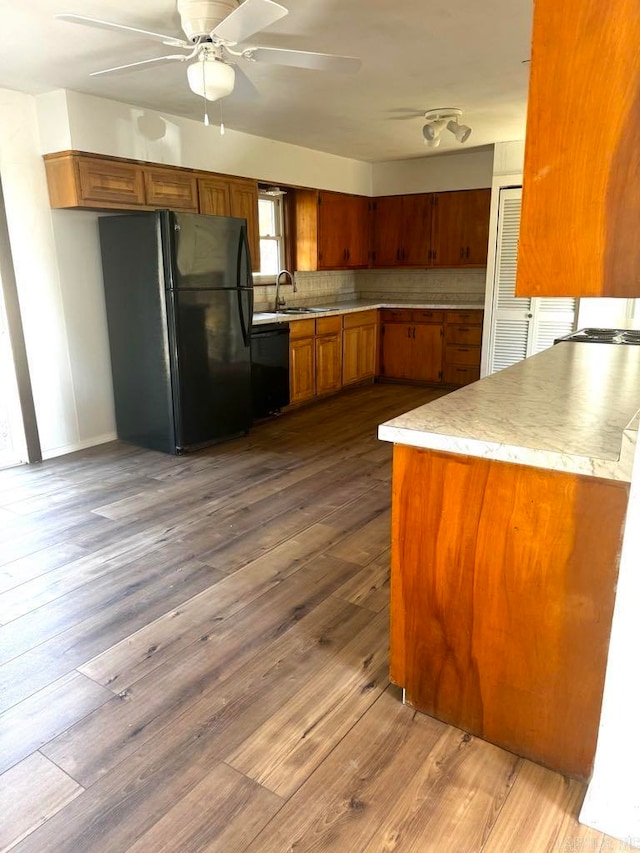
[57,0,361,110]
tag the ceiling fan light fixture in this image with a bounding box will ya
[187,56,236,101]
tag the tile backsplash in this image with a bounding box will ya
[253,268,486,311]
[355,269,486,304]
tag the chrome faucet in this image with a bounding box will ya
[274,269,296,312]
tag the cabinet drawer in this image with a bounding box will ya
[445,324,483,346]
[289,319,316,339]
[446,310,483,325]
[380,309,411,323]
[77,157,145,206]
[344,309,378,329]
[443,363,481,385]
[412,309,444,324]
[145,168,199,211]
[316,315,342,335]
[445,344,481,366]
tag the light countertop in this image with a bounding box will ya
[378,342,640,482]
[252,300,483,325]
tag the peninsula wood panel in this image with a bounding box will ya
[516,0,640,297]
[390,445,629,780]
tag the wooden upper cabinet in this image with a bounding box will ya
[198,177,231,216]
[144,167,198,212]
[431,189,490,267]
[517,0,640,297]
[317,191,369,269]
[372,194,432,267]
[44,153,146,209]
[228,178,260,273]
[293,189,370,271]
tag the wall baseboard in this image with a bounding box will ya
[41,432,117,460]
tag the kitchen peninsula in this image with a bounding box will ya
[378,341,639,780]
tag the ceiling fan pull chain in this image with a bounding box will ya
[202,60,210,125]
[219,101,225,136]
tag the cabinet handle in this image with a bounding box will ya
[458,327,470,332]
[406,327,411,338]
[458,348,470,352]
[412,327,416,339]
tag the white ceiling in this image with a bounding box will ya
[0,0,532,162]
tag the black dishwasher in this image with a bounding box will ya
[250,323,290,418]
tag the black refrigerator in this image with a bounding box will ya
[99,210,254,454]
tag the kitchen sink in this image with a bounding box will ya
[277,306,336,314]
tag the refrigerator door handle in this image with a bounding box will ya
[236,227,253,348]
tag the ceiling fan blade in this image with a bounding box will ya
[55,14,189,48]
[244,47,361,73]
[213,0,288,45]
[90,55,187,77]
[232,63,262,101]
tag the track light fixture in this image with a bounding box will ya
[422,108,472,147]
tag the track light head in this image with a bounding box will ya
[422,119,446,142]
[447,119,472,143]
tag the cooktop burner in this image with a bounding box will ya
[555,328,640,345]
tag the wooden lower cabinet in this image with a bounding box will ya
[442,309,483,386]
[289,335,315,404]
[316,333,342,395]
[380,310,444,383]
[390,445,629,780]
[342,311,377,385]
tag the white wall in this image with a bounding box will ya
[372,146,494,196]
[38,90,373,196]
[0,88,114,458]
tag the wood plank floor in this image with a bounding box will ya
[0,384,630,853]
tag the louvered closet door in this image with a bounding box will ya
[489,187,575,373]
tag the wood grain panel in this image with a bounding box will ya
[77,157,145,207]
[315,333,342,396]
[0,671,112,775]
[517,0,640,297]
[390,446,628,779]
[228,178,260,272]
[289,336,315,404]
[401,193,433,265]
[144,167,198,211]
[343,309,378,329]
[0,752,83,851]
[125,762,281,853]
[197,177,231,216]
[483,760,612,853]
[372,195,404,267]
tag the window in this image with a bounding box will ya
[256,192,285,281]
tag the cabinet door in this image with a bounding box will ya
[229,179,260,272]
[317,191,350,268]
[372,196,404,267]
[381,324,415,379]
[401,194,432,265]
[430,191,466,267]
[316,334,342,395]
[144,167,199,211]
[198,177,231,216]
[290,337,315,404]
[461,189,491,265]
[412,324,444,382]
[358,323,377,379]
[77,157,145,207]
[342,326,361,385]
[345,195,371,267]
